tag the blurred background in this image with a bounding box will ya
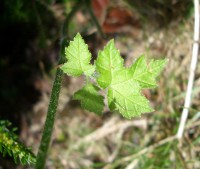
[0,0,200,168]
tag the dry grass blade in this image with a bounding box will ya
[69,117,147,150]
[103,135,177,169]
[125,159,139,169]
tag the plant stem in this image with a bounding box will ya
[176,0,200,139]
[35,68,63,169]
[85,0,107,39]
[35,2,83,169]
[35,1,105,167]
[63,2,83,40]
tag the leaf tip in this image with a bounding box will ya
[107,39,115,47]
[73,32,84,43]
[75,32,81,38]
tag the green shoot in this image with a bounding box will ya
[61,33,168,119]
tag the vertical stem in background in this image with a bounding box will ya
[177,0,200,139]
[85,0,107,39]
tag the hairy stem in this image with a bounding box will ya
[35,1,105,168]
[35,3,83,168]
[35,68,63,169]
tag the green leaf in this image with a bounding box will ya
[61,34,167,119]
[95,40,124,88]
[130,55,168,88]
[61,33,95,77]
[73,84,104,115]
[96,40,167,119]
[107,68,154,119]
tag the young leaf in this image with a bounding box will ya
[96,40,167,119]
[61,33,95,77]
[107,68,154,119]
[95,40,124,88]
[130,55,168,88]
[73,84,104,115]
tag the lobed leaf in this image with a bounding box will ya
[73,84,104,115]
[130,55,168,88]
[61,33,95,77]
[96,40,167,119]
[107,68,154,119]
[95,40,124,88]
[62,33,167,119]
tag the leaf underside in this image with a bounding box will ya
[73,84,104,115]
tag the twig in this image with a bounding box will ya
[103,117,200,169]
[80,118,144,143]
[108,127,126,162]
[63,118,147,156]
[177,0,200,139]
[187,119,200,129]
[125,160,139,169]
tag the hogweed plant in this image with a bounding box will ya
[61,33,167,118]
[0,33,167,169]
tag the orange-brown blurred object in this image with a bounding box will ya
[91,0,109,24]
[91,0,140,34]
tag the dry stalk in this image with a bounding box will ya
[76,118,146,147]
[103,135,177,169]
[177,0,200,139]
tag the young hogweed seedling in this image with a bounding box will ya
[61,33,167,119]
